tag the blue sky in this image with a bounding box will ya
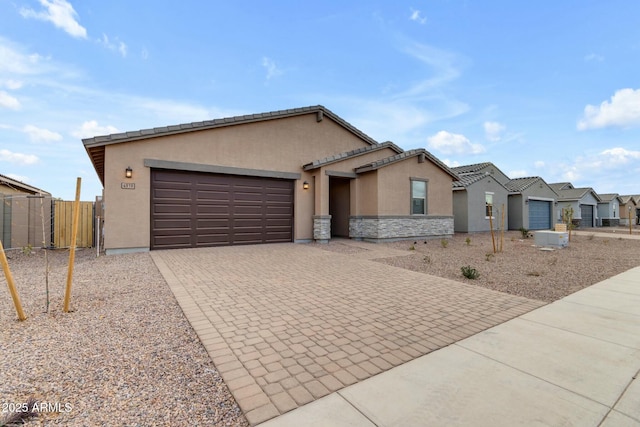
[1,1,640,200]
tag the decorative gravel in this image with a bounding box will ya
[2,229,639,425]
[377,230,640,302]
[0,249,248,426]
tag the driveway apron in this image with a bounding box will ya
[151,241,544,425]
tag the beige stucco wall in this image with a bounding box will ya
[374,157,454,216]
[103,113,372,250]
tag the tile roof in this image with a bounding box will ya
[619,195,638,205]
[354,149,459,180]
[505,176,545,192]
[452,172,510,190]
[303,141,402,171]
[555,187,601,202]
[83,105,380,185]
[597,193,620,203]
[549,182,573,193]
[0,173,51,195]
[450,162,493,175]
[453,172,488,188]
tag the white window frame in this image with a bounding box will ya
[485,192,494,219]
[411,179,428,215]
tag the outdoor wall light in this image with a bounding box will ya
[303,181,310,190]
[125,166,133,178]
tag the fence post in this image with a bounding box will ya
[0,239,26,320]
[63,178,81,313]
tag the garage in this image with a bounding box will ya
[580,204,594,228]
[528,200,552,230]
[151,169,293,249]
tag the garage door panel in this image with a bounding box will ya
[580,205,594,228]
[529,200,551,230]
[153,218,191,231]
[153,204,192,215]
[151,169,293,249]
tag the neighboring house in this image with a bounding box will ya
[551,183,602,228]
[596,193,621,226]
[451,163,510,232]
[83,105,459,254]
[0,174,52,249]
[505,177,558,231]
[619,195,638,226]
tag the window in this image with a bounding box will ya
[411,180,427,215]
[485,192,494,218]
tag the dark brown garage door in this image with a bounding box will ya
[151,169,293,249]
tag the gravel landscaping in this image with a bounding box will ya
[1,229,639,425]
[378,229,640,302]
[0,249,248,426]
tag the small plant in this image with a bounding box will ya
[423,255,431,264]
[465,237,471,246]
[461,265,479,279]
[21,244,33,255]
[485,253,494,262]
[519,227,530,238]
[409,243,415,251]
[526,271,541,277]
[440,239,449,248]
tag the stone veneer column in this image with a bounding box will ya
[313,215,332,243]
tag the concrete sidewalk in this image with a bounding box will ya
[258,266,640,426]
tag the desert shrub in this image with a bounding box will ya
[441,239,449,248]
[465,237,471,246]
[461,265,479,279]
[485,253,494,262]
[519,227,530,238]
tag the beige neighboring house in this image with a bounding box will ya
[0,174,52,249]
[619,195,638,226]
[83,106,458,254]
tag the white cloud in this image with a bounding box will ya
[0,149,39,165]
[427,130,485,155]
[119,42,127,58]
[0,37,43,75]
[0,91,21,110]
[72,120,119,139]
[5,173,31,183]
[534,160,545,168]
[410,9,427,24]
[599,147,640,165]
[398,42,462,95]
[2,79,23,90]
[23,124,63,142]
[483,121,506,142]
[578,88,640,130]
[20,0,87,39]
[98,34,128,58]
[261,57,283,80]
[442,159,460,168]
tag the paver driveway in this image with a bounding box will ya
[151,241,544,425]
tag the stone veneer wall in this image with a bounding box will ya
[313,215,331,242]
[349,215,454,241]
[601,218,620,227]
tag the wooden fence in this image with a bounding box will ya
[53,200,94,248]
